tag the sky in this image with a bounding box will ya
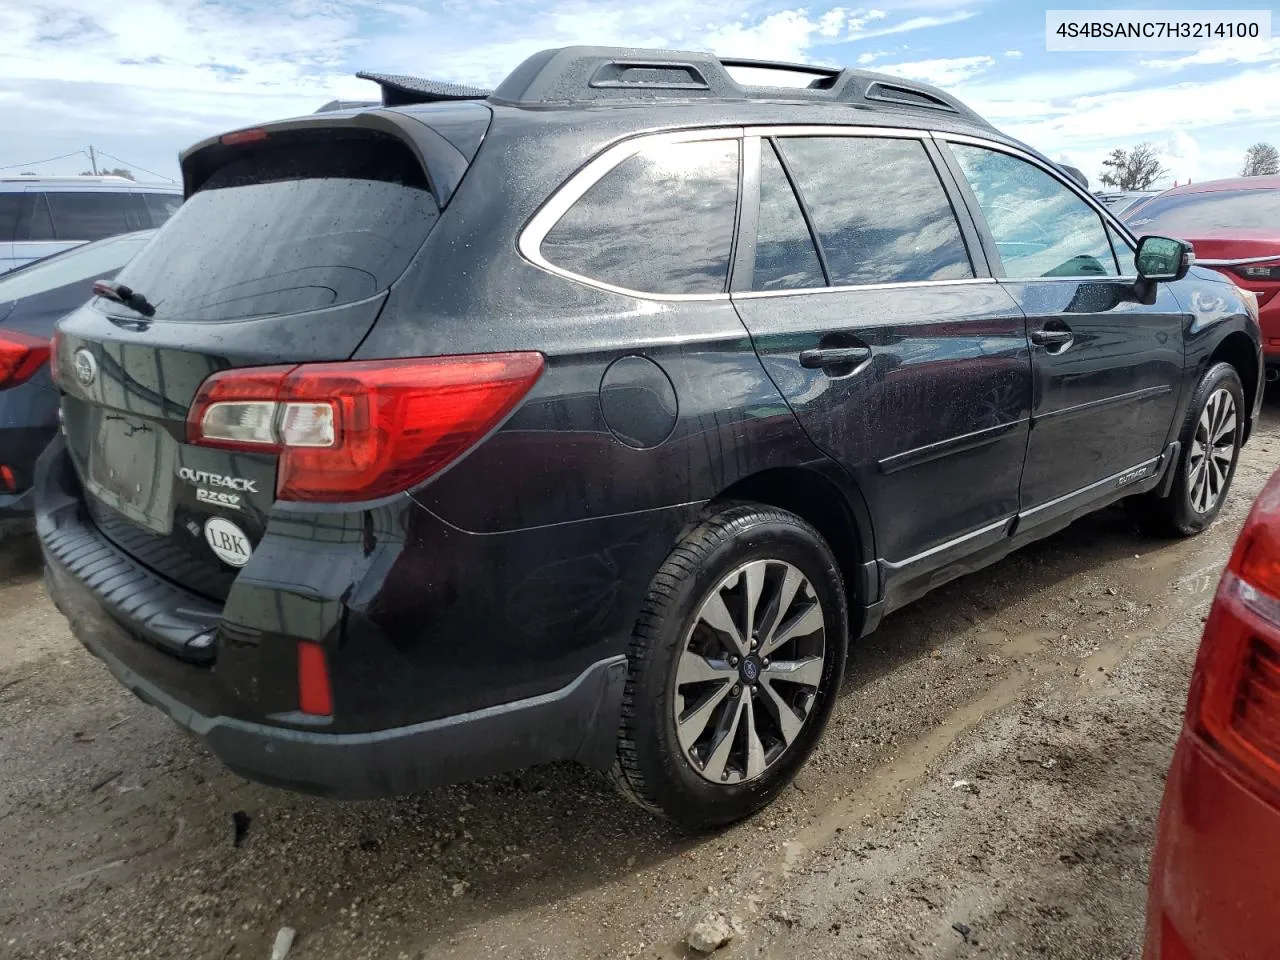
[1,0,1278,188]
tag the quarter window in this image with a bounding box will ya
[541,139,740,295]
[1108,223,1137,276]
[777,136,973,286]
[951,145,1119,279]
[753,141,825,291]
[0,194,21,242]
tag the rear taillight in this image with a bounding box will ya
[1189,472,1280,797]
[1233,263,1280,283]
[188,353,545,503]
[0,331,51,391]
[48,331,62,387]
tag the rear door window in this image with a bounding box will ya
[46,192,139,241]
[778,136,974,286]
[753,141,825,291]
[109,130,439,322]
[16,193,55,241]
[540,138,740,295]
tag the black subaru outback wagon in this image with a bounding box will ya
[37,47,1262,828]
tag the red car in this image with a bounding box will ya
[1126,176,1280,372]
[1145,468,1280,959]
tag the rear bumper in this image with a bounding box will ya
[0,372,58,517]
[36,436,642,798]
[1144,730,1280,959]
[49,549,625,796]
[45,541,628,798]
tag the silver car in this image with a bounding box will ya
[0,176,181,274]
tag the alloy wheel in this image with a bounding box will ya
[1188,387,1238,514]
[673,559,827,785]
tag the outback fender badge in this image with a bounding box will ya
[204,517,253,568]
[73,348,97,387]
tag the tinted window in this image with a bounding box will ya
[18,193,55,241]
[46,192,137,241]
[0,194,21,242]
[1126,188,1280,234]
[754,141,825,291]
[110,133,438,322]
[951,145,1118,279]
[0,232,152,303]
[143,193,182,226]
[542,139,739,295]
[778,137,972,286]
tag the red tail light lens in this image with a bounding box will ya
[188,353,545,503]
[0,331,51,390]
[1189,472,1280,797]
[296,642,333,717]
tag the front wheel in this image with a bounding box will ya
[1129,362,1245,537]
[611,502,848,829]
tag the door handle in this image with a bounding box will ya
[1030,328,1074,347]
[799,346,872,369]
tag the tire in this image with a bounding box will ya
[611,502,848,829]
[1129,362,1245,537]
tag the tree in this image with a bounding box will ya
[79,167,134,180]
[1098,143,1169,191]
[1242,142,1279,177]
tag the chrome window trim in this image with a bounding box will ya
[518,127,743,303]
[744,124,926,139]
[520,123,966,302]
[932,130,1142,278]
[734,276,995,300]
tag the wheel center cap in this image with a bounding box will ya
[740,657,761,684]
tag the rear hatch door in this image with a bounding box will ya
[53,121,458,600]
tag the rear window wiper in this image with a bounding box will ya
[93,280,156,318]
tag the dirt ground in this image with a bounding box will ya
[3,397,1279,960]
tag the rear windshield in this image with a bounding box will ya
[0,231,152,303]
[1126,188,1280,234]
[108,131,438,322]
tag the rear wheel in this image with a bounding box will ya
[1129,362,1245,537]
[611,502,848,829]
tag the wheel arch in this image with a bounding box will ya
[712,465,878,618]
[1208,331,1261,442]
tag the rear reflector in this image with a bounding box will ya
[296,642,333,717]
[0,465,14,493]
[188,353,545,503]
[0,330,50,391]
[1189,473,1280,799]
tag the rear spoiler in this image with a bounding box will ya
[179,103,492,210]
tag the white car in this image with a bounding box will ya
[0,176,181,275]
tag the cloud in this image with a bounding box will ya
[1141,37,1280,71]
[877,55,995,87]
[1004,49,1022,58]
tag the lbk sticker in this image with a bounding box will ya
[204,517,253,568]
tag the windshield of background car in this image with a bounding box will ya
[1126,189,1280,234]
[106,130,439,322]
[0,232,153,303]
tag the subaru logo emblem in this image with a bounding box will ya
[741,659,760,683]
[73,348,97,387]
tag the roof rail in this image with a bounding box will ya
[356,71,491,107]
[487,46,990,125]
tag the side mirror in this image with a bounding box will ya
[1134,235,1194,303]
